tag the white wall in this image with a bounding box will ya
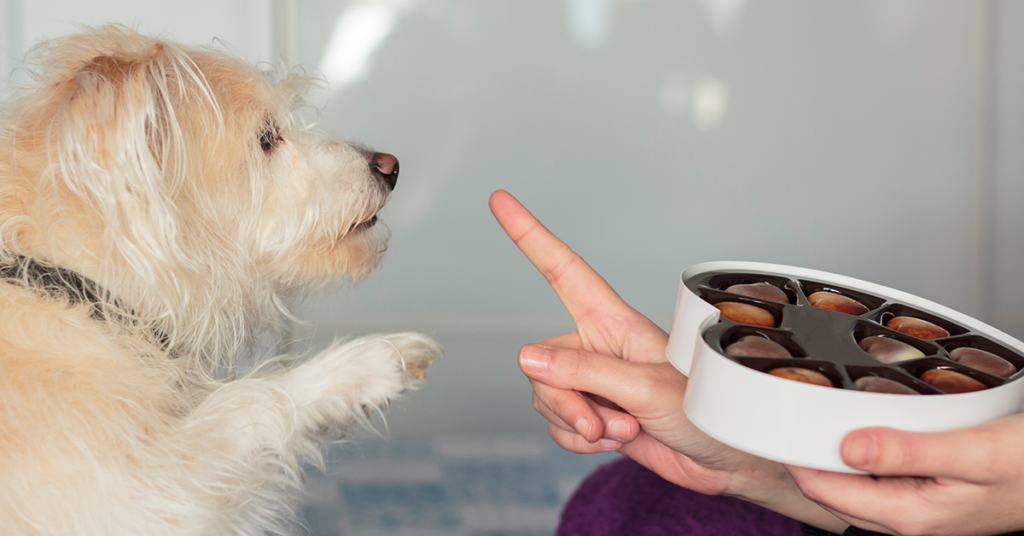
[992,0,1024,336]
[2,0,1023,439]
[1,0,278,87]
[293,0,987,331]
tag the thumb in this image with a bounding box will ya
[518,343,681,414]
[841,425,993,480]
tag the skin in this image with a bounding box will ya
[787,417,1024,535]
[488,189,847,532]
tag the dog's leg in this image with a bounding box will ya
[276,332,439,437]
[175,332,439,533]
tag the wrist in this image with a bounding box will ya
[725,460,849,534]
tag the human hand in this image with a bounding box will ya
[787,413,1024,536]
[489,190,846,530]
[516,341,787,497]
[487,188,664,455]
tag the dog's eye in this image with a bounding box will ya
[259,122,282,153]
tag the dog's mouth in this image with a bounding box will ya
[350,215,379,234]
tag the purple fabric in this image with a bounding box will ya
[557,457,803,536]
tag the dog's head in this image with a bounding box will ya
[0,26,397,360]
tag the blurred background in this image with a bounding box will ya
[3,1,1023,534]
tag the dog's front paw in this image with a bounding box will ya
[391,332,437,387]
[280,332,440,432]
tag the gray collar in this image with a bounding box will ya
[1,254,171,351]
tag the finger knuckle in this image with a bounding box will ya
[565,347,592,379]
[548,425,589,455]
[644,366,665,388]
[531,393,546,414]
[888,437,920,471]
[879,432,925,472]
[548,423,570,444]
[631,366,662,398]
[545,393,573,422]
[548,426,567,448]
[541,254,577,285]
[794,479,824,503]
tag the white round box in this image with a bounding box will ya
[665,261,1024,473]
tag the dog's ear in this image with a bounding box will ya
[55,42,200,271]
[63,45,178,167]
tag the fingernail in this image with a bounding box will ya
[574,417,592,440]
[519,344,551,374]
[843,434,877,469]
[608,419,631,442]
[599,439,622,451]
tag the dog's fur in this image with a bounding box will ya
[0,26,439,535]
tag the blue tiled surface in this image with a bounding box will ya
[301,437,620,536]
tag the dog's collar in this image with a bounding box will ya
[0,254,171,351]
[0,254,108,319]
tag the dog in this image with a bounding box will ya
[0,25,439,535]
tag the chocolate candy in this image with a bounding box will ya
[886,316,949,340]
[807,291,869,316]
[858,336,926,364]
[949,347,1017,378]
[724,335,793,358]
[767,367,833,387]
[715,302,775,327]
[696,270,1021,397]
[853,376,920,395]
[919,369,987,394]
[724,282,789,304]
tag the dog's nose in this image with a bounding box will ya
[370,152,399,191]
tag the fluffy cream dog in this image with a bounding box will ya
[0,26,439,535]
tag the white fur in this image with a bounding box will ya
[0,25,439,535]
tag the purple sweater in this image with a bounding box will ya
[557,457,801,536]
[558,457,1024,536]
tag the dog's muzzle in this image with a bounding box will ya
[370,153,399,192]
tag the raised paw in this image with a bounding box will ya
[388,332,436,386]
[278,332,440,432]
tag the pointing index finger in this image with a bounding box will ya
[489,190,627,323]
